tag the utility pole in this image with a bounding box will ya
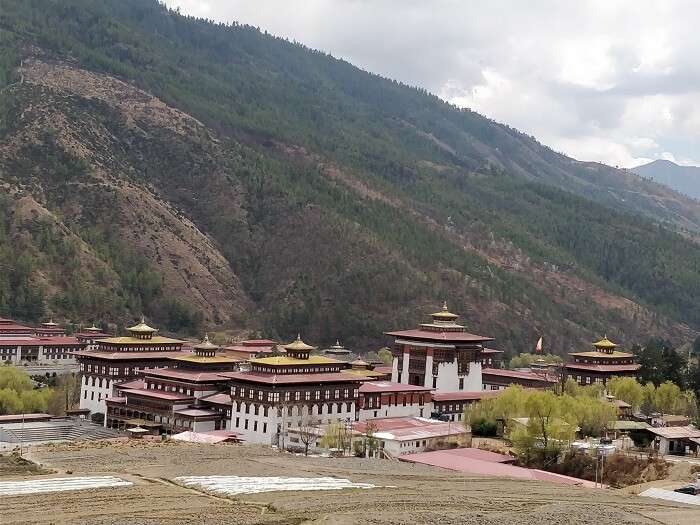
[19,412,24,458]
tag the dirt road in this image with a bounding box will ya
[0,440,697,524]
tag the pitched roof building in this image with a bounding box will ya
[564,336,640,386]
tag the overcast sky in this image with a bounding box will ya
[164,0,700,168]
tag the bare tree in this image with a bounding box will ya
[297,407,321,456]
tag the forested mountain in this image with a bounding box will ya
[1,0,700,356]
[634,160,700,201]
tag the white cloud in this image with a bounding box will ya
[163,0,700,168]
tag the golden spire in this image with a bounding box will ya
[430,301,459,321]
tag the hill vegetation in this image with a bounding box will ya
[1,0,700,353]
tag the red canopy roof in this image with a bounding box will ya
[482,368,557,383]
[385,329,493,343]
[359,381,432,393]
[432,390,501,402]
[564,363,640,372]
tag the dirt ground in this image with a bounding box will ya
[0,439,698,525]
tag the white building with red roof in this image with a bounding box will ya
[357,381,433,420]
[354,416,470,456]
[385,302,493,392]
[221,335,368,445]
[75,317,186,416]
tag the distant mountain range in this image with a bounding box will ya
[633,160,700,201]
[1,0,700,354]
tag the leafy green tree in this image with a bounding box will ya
[654,381,681,414]
[377,348,393,365]
[509,353,562,369]
[511,390,575,467]
[607,377,644,411]
[0,367,33,392]
[0,388,23,414]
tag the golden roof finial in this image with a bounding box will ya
[442,300,448,311]
[140,314,146,324]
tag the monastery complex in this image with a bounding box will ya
[0,304,641,448]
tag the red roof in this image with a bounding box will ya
[482,368,557,383]
[0,323,34,332]
[385,329,493,343]
[0,413,53,423]
[373,365,393,375]
[220,371,365,385]
[174,408,222,418]
[242,339,277,346]
[121,388,193,401]
[400,450,599,487]
[564,363,640,373]
[407,447,514,463]
[115,379,145,390]
[75,332,111,338]
[200,392,233,406]
[359,381,432,394]
[0,336,84,347]
[432,390,501,402]
[142,368,229,383]
[354,417,466,440]
[72,350,186,361]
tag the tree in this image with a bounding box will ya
[296,410,321,456]
[0,367,33,392]
[48,373,81,415]
[640,382,657,415]
[377,347,393,365]
[655,381,681,414]
[509,353,562,369]
[321,420,352,453]
[19,388,51,413]
[511,390,575,468]
[566,395,617,437]
[0,388,22,414]
[607,377,644,411]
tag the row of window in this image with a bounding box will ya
[232,386,358,402]
[85,376,112,388]
[234,401,355,417]
[145,381,194,396]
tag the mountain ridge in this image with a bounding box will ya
[1,0,700,356]
[633,159,700,201]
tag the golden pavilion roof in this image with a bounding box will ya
[42,318,58,327]
[128,316,158,334]
[593,336,617,349]
[430,301,460,321]
[194,333,218,351]
[250,355,339,366]
[284,334,316,352]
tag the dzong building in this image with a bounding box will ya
[385,302,493,391]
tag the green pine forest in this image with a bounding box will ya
[1,0,700,356]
